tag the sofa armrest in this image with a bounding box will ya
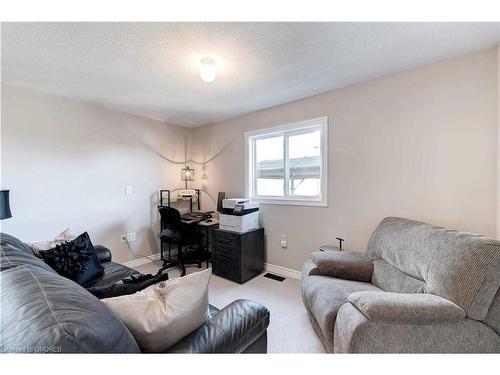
[166,299,270,353]
[94,245,112,263]
[310,250,373,282]
[319,245,341,252]
[333,300,498,353]
[302,259,321,278]
[348,291,465,323]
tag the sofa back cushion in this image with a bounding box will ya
[484,288,500,334]
[366,217,500,320]
[370,259,426,294]
[1,233,57,273]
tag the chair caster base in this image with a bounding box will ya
[158,260,186,277]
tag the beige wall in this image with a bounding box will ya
[2,48,498,269]
[498,46,500,240]
[1,83,188,263]
[190,48,499,271]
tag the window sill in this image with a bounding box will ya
[251,197,328,208]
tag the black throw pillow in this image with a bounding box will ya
[40,232,104,286]
[87,272,170,299]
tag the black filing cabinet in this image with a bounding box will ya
[212,228,265,283]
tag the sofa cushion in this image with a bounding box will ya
[371,259,426,293]
[484,288,500,334]
[366,217,500,320]
[301,275,381,350]
[0,233,33,255]
[1,233,56,274]
[0,264,140,353]
[311,250,373,282]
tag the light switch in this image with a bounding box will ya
[280,234,287,248]
[125,185,133,195]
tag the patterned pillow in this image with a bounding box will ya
[27,228,76,255]
[39,232,104,285]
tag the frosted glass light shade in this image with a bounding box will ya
[181,166,195,181]
[200,57,216,82]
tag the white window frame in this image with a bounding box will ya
[245,116,328,207]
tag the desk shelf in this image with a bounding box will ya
[160,189,200,212]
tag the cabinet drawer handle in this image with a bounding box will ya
[215,241,234,247]
[215,254,235,261]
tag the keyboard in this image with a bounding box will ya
[181,211,213,222]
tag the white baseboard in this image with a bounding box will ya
[265,263,302,280]
[122,253,161,268]
[122,255,302,280]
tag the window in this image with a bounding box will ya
[245,117,328,207]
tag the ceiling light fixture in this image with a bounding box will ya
[199,57,216,83]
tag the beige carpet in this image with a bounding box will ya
[133,261,325,353]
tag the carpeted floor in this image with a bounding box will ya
[133,261,326,353]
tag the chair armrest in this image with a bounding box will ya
[348,291,465,323]
[166,299,270,353]
[94,245,112,263]
[311,250,373,282]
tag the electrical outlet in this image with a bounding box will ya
[280,234,287,248]
[121,232,137,242]
[125,185,133,195]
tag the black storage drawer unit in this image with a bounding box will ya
[212,227,265,283]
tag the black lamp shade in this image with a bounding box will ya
[0,190,12,220]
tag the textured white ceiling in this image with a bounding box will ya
[2,22,500,127]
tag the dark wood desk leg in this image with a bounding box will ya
[206,226,210,268]
[199,226,204,268]
[178,243,186,277]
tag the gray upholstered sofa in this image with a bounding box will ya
[301,217,500,353]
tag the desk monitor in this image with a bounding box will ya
[217,192,226,213]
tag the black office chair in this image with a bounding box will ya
[157,206,204,277]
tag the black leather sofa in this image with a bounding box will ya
[0,233,270,353]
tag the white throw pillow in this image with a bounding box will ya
[102,268,212,352]
[27,228,76,254]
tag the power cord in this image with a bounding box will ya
[123,237,158,263]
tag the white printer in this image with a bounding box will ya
[219,198,260,233]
